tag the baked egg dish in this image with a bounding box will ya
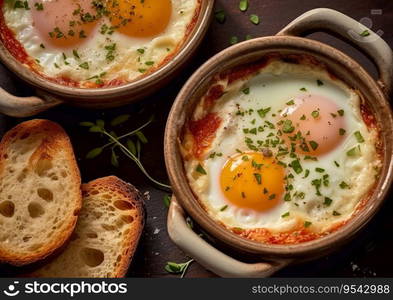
[180,54,382,245]
[0,0,200,87]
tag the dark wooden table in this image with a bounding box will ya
[1,0,392,278]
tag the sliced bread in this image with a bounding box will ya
[33,176,145,278]
[0,119,82,266]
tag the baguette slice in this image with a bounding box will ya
[0,119,82,266]
[33,176,145,278]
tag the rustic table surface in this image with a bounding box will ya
[1,0,392,278]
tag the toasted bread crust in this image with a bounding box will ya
[0,119,82,266]
[81,176,145,277]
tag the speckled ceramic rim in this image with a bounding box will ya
[165,9,393,259]
[0,0,214,103]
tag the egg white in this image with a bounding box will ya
[183,59,381,235]
[2,0,198,85]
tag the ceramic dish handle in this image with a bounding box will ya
[277,8,393,96]
[167,197,291,278]
[0,87,61,117]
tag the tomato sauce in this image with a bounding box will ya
[188,113,221,159]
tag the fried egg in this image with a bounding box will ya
[1,0,199,87]
[182,56,381,244]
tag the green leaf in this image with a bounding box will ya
[304,221,312,228]
[136,131,148,144]
[239,0,248,12]
[253,173,262,184]
[126,139,137,156]
[324,197,333,206]
[230,36,238,45]
[245,34,252,40]
[79,62,89,69]
[79,121,94,127]
[165,262,182,273]
[86,147,103,159]
[257,107,271,118]
[111,149,119,167]
[282,120,294,133]
[339,181,350,189]
[354,131,365,143]
[290,159,303,174]
[311,110,319,118]
[309,140,319,151]
[347,146,361,157]
[242,87,250,94]
[196,164,207,175]
[220,205,228,211]
[164,260,194,277]
[89,126,102,133]
[163,195,171,208]
[249,14,260,25]
[110,114,130,126]
[281,212,290,218]
[360,29,370,37]
[214,9,225,23]
[96,119,105,128]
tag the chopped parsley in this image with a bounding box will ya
[220,205,228,211]
[196,164,207,175]
[311,110,319,118]
[257,107,271,118]
[214,9,226,23]
[239,0,249,12]
[281,212,290,218]
[304,221,312,228]
[354,131,365,143]
[360,30,370,37]
[324,197,333,206]
[309,141,319,151]
[290,159,303,174]
[249,14,260,25]
[242,87,250,95]
[339,181,350,189]
[34,2,43,10]
[79,62,89,69]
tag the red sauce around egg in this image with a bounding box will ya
[0,0,30,65]
[188,113,221,159]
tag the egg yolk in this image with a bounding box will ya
[31,0,98,48]
[280,94,346,156]
[107,0,172,38]
[220,153,285,212]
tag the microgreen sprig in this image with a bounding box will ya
[165,259,194,278]
[80,116,171,190]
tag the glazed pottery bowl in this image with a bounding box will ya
[164,8,393,277]
[0,0,215,117]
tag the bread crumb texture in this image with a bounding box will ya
[34,176,145,278]
[0,119,81,266]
